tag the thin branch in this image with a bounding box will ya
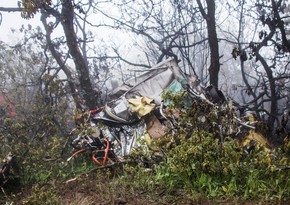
[0,7,24,12]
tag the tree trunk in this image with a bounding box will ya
[206,0,220,88]
[256,52,278,129]
[41,12,83,110]
[61,0,98,109]
[197,0,220,88]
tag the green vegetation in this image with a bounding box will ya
[23,184,61,205]
[1,91,290,204]
[152,90,290,201]
[154,133,290,200]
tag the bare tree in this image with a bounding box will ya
[226,0,290,132]
[88,0,214,83]
[5,0,101,109]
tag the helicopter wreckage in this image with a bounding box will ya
[68,58,272,167]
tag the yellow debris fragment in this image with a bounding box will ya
[128,97,155,118]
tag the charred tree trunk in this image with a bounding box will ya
[197,0,220,88]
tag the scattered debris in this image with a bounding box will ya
[68,58,269,167]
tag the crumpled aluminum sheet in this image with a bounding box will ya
[110,58,186,105]
[100,121,147,157]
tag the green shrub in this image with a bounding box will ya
[155,131,290,200]
[151,90,290,200]
[0,92,76,186]
[23,184,61,205]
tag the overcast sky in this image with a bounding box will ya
[0,0,133,45]
[0,0,42,42]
